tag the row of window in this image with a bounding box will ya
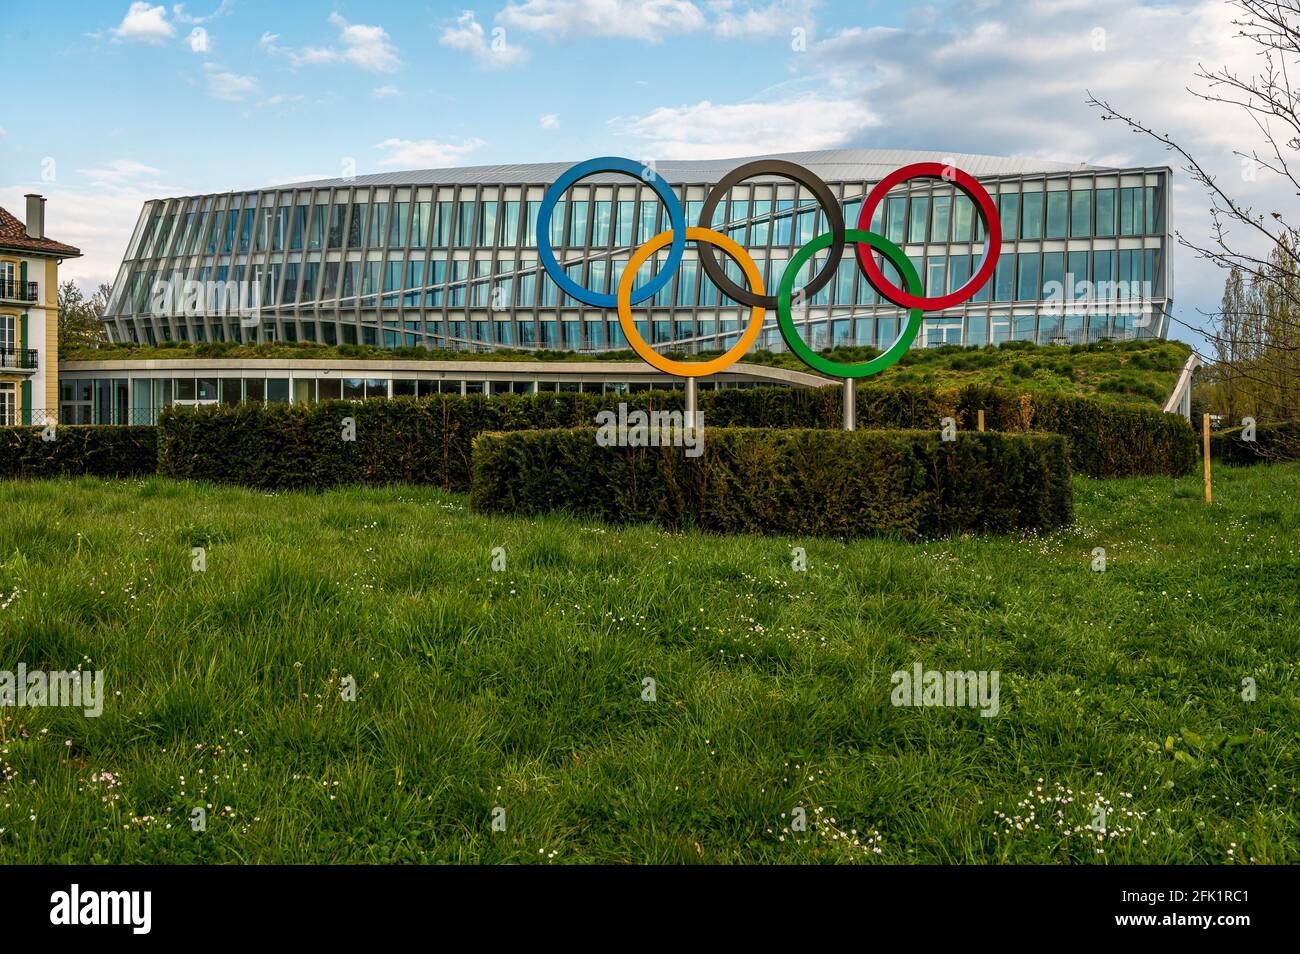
[123,183,1166,271]
[118,245,1163,320]
[58,375,765,425]
[114,297,1162,357]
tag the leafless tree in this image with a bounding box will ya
[1089,0,1300,457]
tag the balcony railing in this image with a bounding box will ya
[0,280,38,302]
[0,347,38,370]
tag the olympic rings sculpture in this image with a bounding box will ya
[536,156,1001,379]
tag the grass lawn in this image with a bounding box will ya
[0,464,1296,864]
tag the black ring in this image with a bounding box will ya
[697,159,845,310]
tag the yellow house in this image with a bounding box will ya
[0,195,80,425]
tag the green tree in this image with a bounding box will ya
[58,279,110,350]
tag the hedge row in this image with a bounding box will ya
[703,383,1197,479]
[155,383,1194,490]
[1211,420,1300,465]
[0,426,157,479]
[156,396,643,491]
[470,428,1074,539]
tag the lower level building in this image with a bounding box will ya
[58,358,824,425]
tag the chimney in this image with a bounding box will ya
[24,194,45,240]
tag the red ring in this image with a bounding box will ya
[854,162,1002,311]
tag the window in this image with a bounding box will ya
[478,201,498,246]
[674,258,698,307]
[348,204,368,247]
[432,202,452,247]
[948,255,971,295]
[1045,192,1067,238]
[926,256,946,296]
[0,313,14,352]
[1016,252,1040,300]
[456,202,475,246]
[1042,251,1064,298]
[389,202,410,248]
[930,196,951,243]
[1119,187,1140,236]
[1095,189,1116,236]
[1144,186,1162,233]
[885,196,906,243]
[410,202,430,247]
[60,379,93,424]
[370,203,390,247]
[0,383,14,425]
[1067,251,1089,294]
[615,200,635,246]
[952,196,973,242]
[1020,192,1043,239]
[501,201,521,246]
[290,204,307,250]
[998,193,1020,241]
[638,201,658,244]
[1070,190,1091,238]
[1093,250,1115,297]
[309,203,326,249]
[994,256,1015,301]
[908,196,929,244]
[592,200,611,246]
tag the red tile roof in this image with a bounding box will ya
[0,205,81,258]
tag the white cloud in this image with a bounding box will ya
[790,0,1271,342]
[709,0,816,39]
[374,137,486,168]
[372,85,401,98]
[76,159,163,183]
[615,94,878,159]
[188,26,209,53]
[258,93,305,108]
[172,1,232,25]
[0,127,6,137]
[499,0,707,42]
[111,2,175,44]
[205,66,257,101]
[539,113,560,129]
[440,10,529,68]
[264,13,402,73]
[0,176,194,291]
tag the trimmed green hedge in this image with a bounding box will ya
[157,396,683,491]
[1211,420,1300,465]
[470,428,1074,539]
[155,381,1194,491]
[0,426,157,478]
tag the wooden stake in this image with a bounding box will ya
[1203,413,1212,505]
[977,409,985,433]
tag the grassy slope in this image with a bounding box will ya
[63,339,1191,407]
[0,464,1294,863]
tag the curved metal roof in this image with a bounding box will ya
[270,148,1105,190]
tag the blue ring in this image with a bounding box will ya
[536,157,686,308]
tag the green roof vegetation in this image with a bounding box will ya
[60,336,1191,407]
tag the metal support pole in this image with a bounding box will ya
[685,377,699,433]
[842,381,855,431]
[1203,413,1212,505]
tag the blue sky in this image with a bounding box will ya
[0,0,1275,346]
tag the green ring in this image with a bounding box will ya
[777,229,923,379]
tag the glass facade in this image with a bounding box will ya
[103,154,1173,352]
[57,368,778,424]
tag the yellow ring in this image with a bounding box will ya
[616,226,766,378]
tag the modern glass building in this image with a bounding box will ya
[102,149,1173,353]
